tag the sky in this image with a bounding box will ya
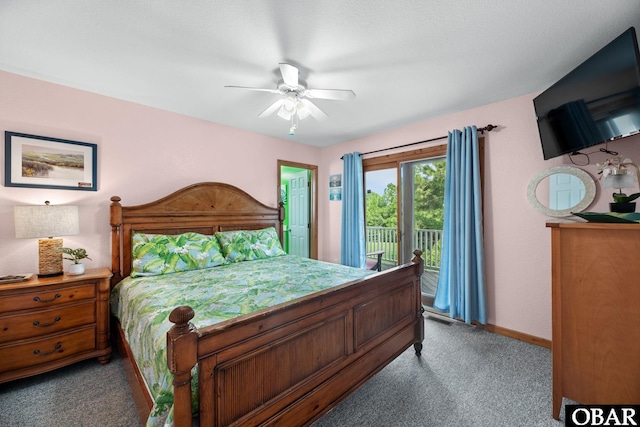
[365,169,396,195]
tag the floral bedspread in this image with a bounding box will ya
[110,255,373,426]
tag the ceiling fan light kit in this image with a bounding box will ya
[225,63,355,135]
[277,96,297,120]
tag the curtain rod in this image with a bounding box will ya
[341,124,498,159]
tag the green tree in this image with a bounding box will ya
[365,160,447,267]
[366,161,446,230]
[413,160,446,230]
[365,192,385,226]
[366,183,397,227]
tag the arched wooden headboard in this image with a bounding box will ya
[109,182,284,286]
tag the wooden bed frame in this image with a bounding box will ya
[110,182,424,426]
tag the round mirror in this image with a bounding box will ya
[527,165,596,217]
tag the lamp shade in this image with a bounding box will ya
[603,173,635,190]
[14,202,80,277]
[295,100,311,119]
[277,97,296,120]
[15,204,79,239]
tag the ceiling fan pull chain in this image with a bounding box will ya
[289,114,297,136]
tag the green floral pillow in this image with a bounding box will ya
[250,227,286,258]
[215,230,257,263]
[216,227,285,263]
[131,232,227,277]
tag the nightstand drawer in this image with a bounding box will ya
[0,326,96,374]
[0,301,96,344]
[0,284,95,312]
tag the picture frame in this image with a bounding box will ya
[4,131,97,191]
[330,187,342,201]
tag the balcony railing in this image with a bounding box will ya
[366,226,443,270]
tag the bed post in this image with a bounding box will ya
[411,249,424,276]
[167,306,198,427]
[110,196,123,287]
[412,249,425,356]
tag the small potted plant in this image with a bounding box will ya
[610,191,640,213]
[60,247,91,275]
[597,157,640,213]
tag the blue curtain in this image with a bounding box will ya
[341,152,366,268]
[433,126,487,324]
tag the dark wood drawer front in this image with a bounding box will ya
[0,301,96,344]
[0,284,95,312]
[0,327,96,373]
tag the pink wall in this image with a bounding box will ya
[4,70,640,341]
[0,71,320,276]
[319,94,640,341]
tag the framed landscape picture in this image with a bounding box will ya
[329,173,342,188]
[4,131,97,191]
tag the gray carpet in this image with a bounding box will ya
[315,315,566,427]
[0,317,567,427]
[0,350,140,427]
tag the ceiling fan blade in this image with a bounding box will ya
[258,99,285,118]
[279,63,299,87]
[224,85,280,94]
[305,88,356,101]
[299,99,328,121]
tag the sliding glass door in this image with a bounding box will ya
[399,158,446,306]
[363,143,448,307]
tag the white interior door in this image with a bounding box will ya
[548,173,585,210]
[289,170,310,257]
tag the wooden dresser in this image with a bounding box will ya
[0,267,112,383]
[547,222,640,419]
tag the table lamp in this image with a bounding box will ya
[14,201,79,277]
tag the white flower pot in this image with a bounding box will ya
[68,263,85,275]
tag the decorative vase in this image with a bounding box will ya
[68,263,85,275]
[610,202,636,213]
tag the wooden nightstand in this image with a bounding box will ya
[0,267,113,384]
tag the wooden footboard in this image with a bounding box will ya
[167,251,424,427]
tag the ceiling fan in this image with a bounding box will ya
[225,63,355,134]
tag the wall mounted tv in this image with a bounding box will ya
[534,27,640,160]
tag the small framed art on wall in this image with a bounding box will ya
[4,131,97,191]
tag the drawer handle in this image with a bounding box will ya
[33,342,62,356]
[33,316,61,327]
[33,293,62,303]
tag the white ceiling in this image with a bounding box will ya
[1,1,640,147]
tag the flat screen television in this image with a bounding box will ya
[534,27,640,160]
